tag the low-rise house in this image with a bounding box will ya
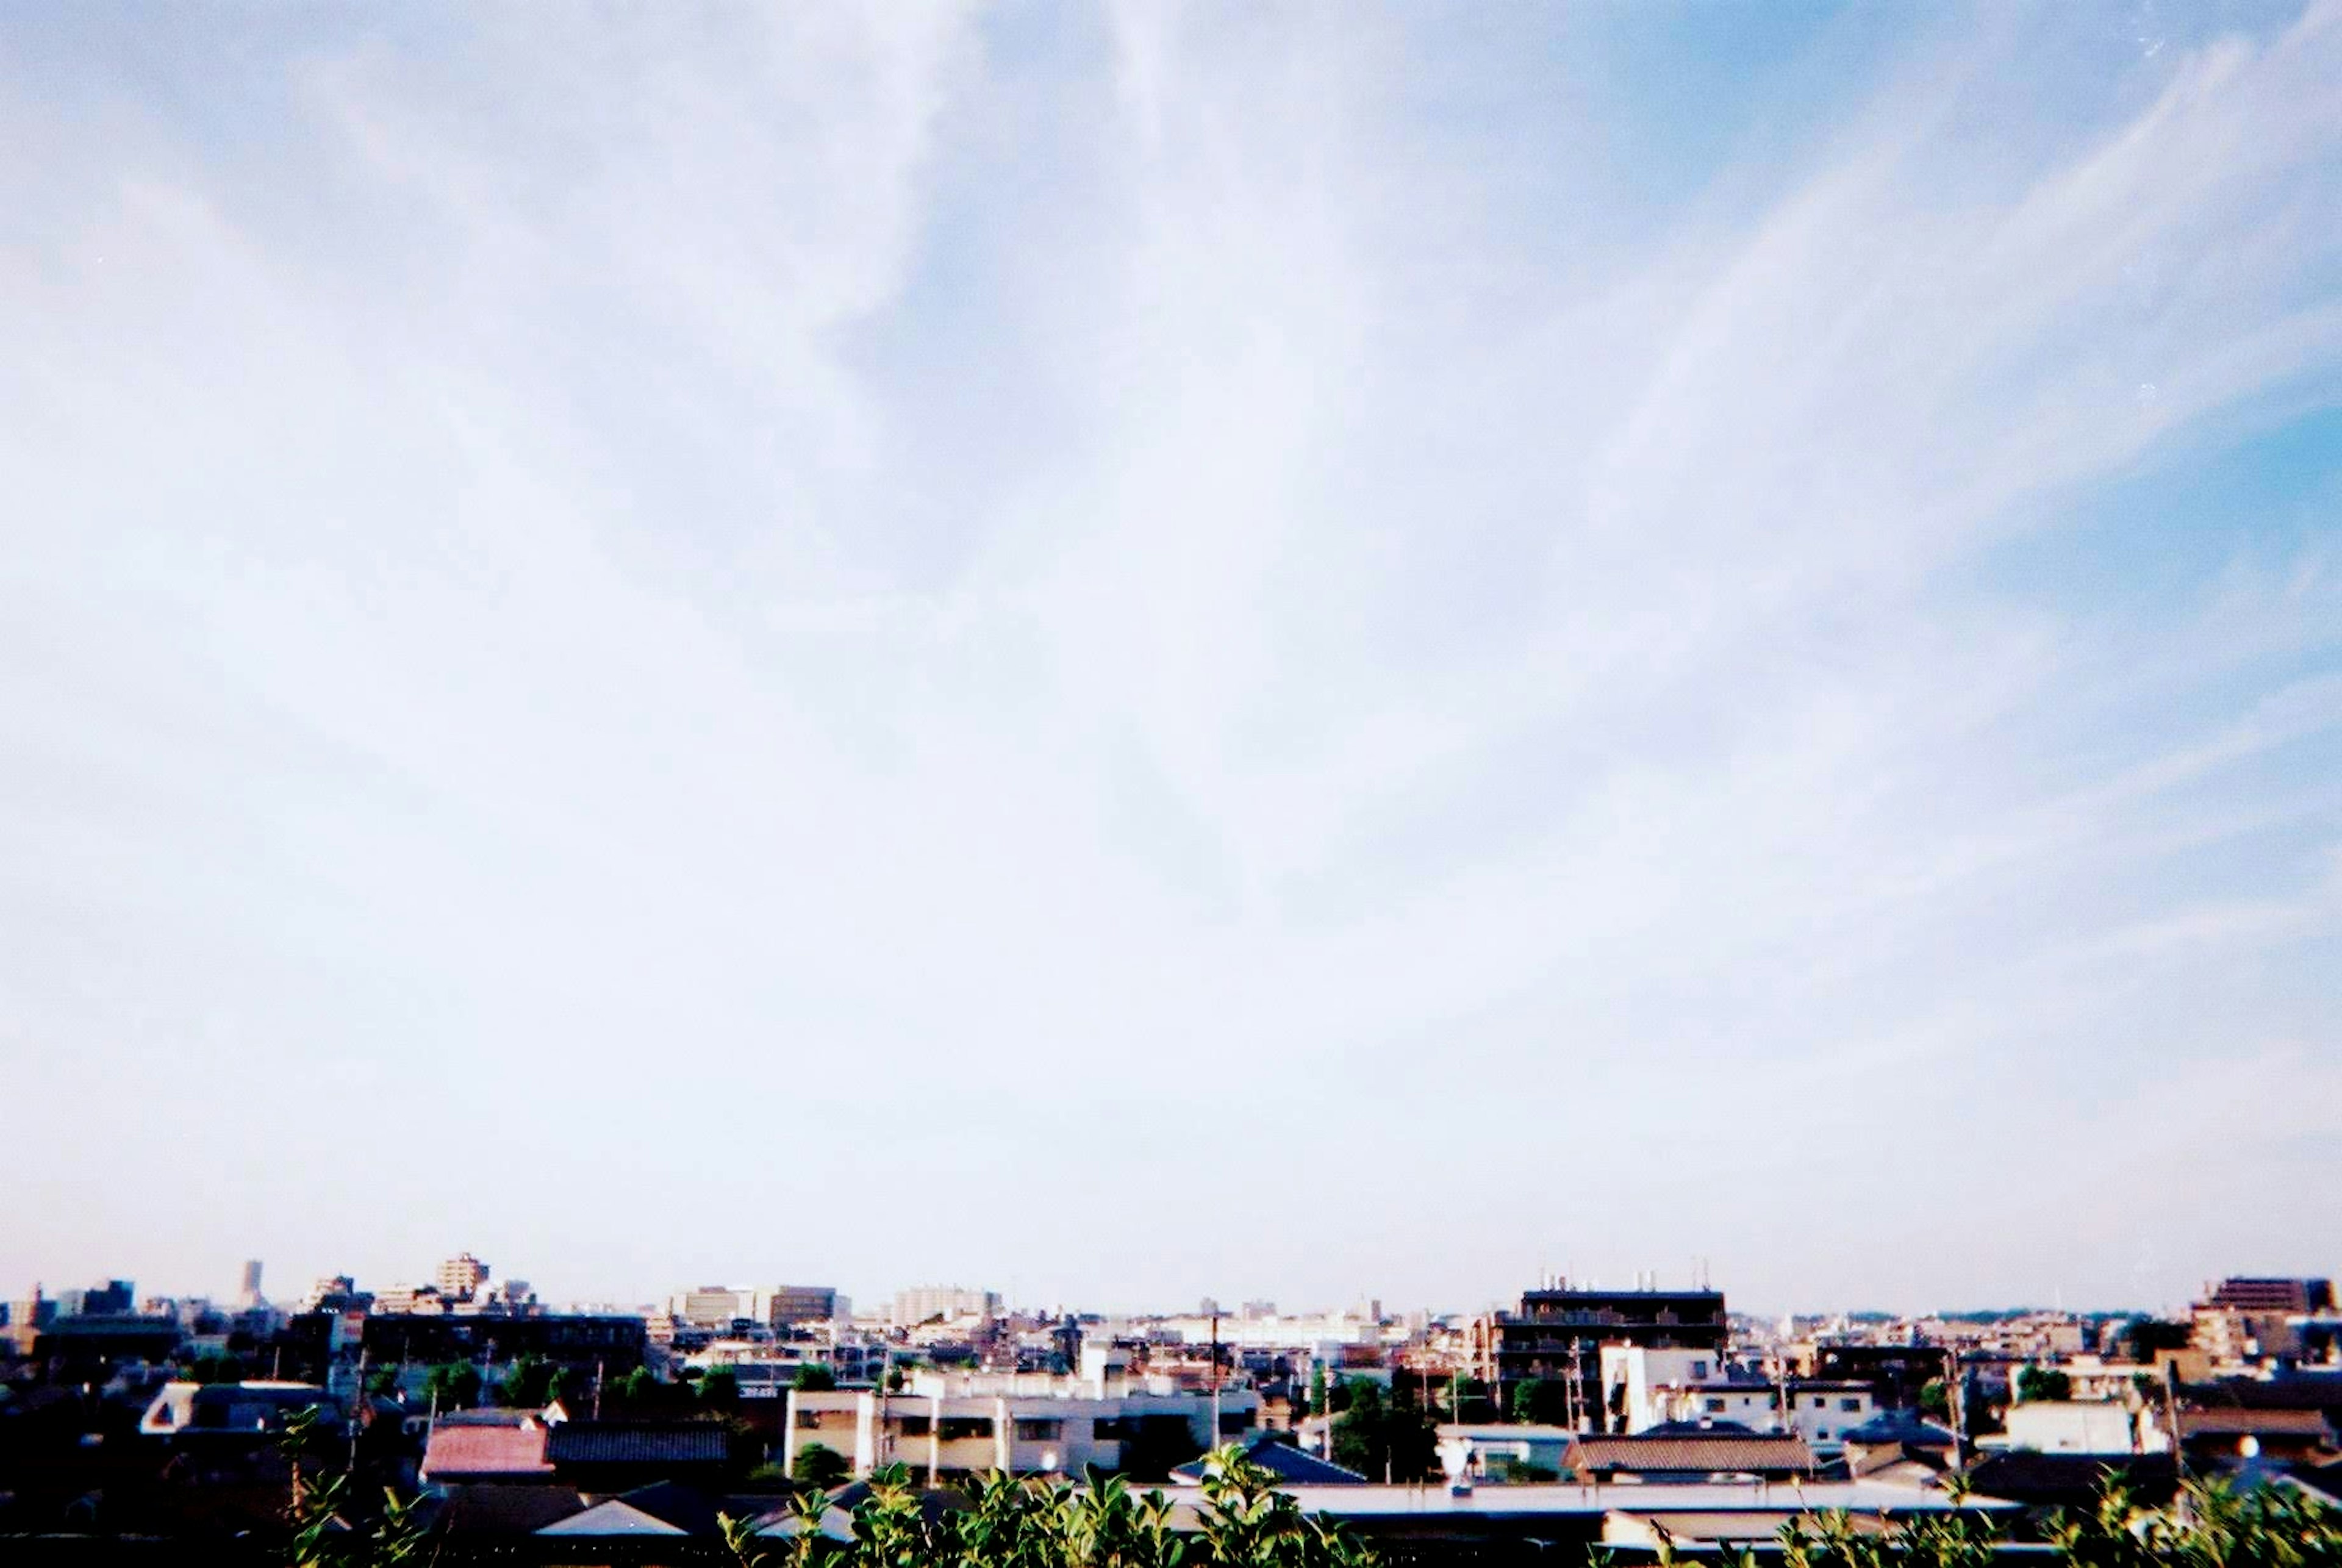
[139,1380,339,1440]
[1435,1423,1575,1481]
[786,1363,1259,1483]
[546,1419,732,1492]
[1560,1432,1816,1483]
[1998,1400,2150,1455]
[419,1411,558,1483]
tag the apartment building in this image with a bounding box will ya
[784,1361,1258,1482]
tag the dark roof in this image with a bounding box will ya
[1842,1412,1957,1448]
[1643,1420,1761,1436]
[1964,1452,2178,1508]
[2291,1457,2342,1503]
[2181,1378,2342,1413]
[607,1480,728,1534]
[1172,1440,1369,1485]
[2178,1408,2335,1439]
[424,1483,590,1535]
[1563,1434,1814,1475]
[547,1420,729,1467]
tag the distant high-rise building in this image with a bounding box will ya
[436,1253,490,1301]
[2202,1277,2334,1313]
[242,1260,265,1303]
[1486,1280,1730,1433]
[766,1286,843,1327]
[890,1286,1001,1326]
[84,1280,135,1316]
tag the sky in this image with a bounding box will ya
[2,2,2339,1322]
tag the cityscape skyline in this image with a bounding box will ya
[9,1247,2332,1325]
[4,2,2338,1314]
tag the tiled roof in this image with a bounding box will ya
[547,1421,730,1467]
[420,1423,553,1478]
[2178,1408,2333,1437]
[1564,1434,1815,1475]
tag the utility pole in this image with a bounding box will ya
[2163,1359,2185,1481]
[1209,1311,1222,1452]
[1943,1346,1965,1466]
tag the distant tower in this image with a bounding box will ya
[242,1260,265,1305]
[436,1253,491,1301]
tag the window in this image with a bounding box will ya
[891,1415,931,1437]
[1704,1398,1727,1413]
[938,1417,992,1441]
[1014,1419,1062,1442]
[1691,1361,1709,1379]
[1841,1398,1861,1411]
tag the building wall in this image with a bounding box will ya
[784,1383,1257,1481]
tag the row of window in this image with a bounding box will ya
[1700,1395,1865,1412]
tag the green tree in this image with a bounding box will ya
[1331,1379,1438,1483]
[1308,1362,1329,1417]
[424,1361,482,1411]
[1509,1378,1571,1426]
[362,1365,400,1398]
[496,1353,556,1409]
[793,1441,850,1489]
[700,1368,741,1409]
[793,1362,837,1392]
[189,1351,246,1385]
[2016,1366,2072,1403]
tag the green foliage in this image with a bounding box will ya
[496,1353,556,1409]
[795,1442,851,1488]
[278,1405,427,1568]
[1308,1364,1328,1418]
[423,1361,481,1411]
[744,1448,1370,1568]
[796,1362,839,1392]
[1510,1378,1572,1426]
[2017,1367,2074,1403]
[1776,1506,1999,1568]
[2047,1476,2342,1568]
[361,1366,400,1398]
[1330,1380,1436,1484]
[189,1351,246,1385]
[701,1368,742,1408]
[1495,1459,1558,1483]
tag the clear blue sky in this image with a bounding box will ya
[2,2,2338,1319]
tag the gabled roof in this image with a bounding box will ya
[546,1420,729,1467]
[1563,1434,1815,1476]
[539,1481,725,1536]
[1171,1440,1369,1485]
[423,1483,589,1535]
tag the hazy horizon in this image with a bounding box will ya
[4,2,2338,1317]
